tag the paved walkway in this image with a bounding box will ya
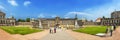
[11,27,120,40]
[112,26,120,40]
[40,29,76,40]
[0,29,19,40]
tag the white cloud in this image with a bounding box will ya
[51,15,57,18]
[24,1,31,6]
[10,13,16,16]
[65,11,93,19]
[65,0,120,20]
[0,5,5,10]
[38,14,45,18]
[8,0,18,6]
[66,12,92,16]
[64,17,70,19]
[0,5,7,11]
[83,0,120,20]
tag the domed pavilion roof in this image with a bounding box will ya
[0,10,5,16]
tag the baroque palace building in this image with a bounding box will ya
[0,10,83,28]
[38,15,82,29]
[101,11,120,26]
[0,11,16,26]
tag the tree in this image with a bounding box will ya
[26,18,30,22]
[17,19,25,22]
[102,16,105,18]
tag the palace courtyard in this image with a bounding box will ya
[0,25,120,40]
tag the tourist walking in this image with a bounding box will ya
[106,24,109,34]
[50,27,52,34]
[110,29,113,36]
[111,25,114,31]
[50,27,54,34]
[105,27,109,34]
[109,24,114,36]
[54,27,56,33]
[113,24,116,31]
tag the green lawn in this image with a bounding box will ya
[0,26,42,35]
[73,25,107,35]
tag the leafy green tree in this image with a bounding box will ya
[102,16,105,18]
[26,18,30,22]
[17,19,25,22]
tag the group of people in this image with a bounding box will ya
[106,24,116,36]
[49,27,57,34]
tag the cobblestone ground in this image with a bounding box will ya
[40,29,76,40]
[107,26,120,40]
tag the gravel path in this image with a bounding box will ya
[0,29,19,40]
[40,29,76,40]
[109,27,120,40]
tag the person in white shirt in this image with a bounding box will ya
[111,25,114,31]
[50,27,54,34]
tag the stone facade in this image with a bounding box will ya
[111,11,120,18]
[84,22,96,25]
[101,18,120,26]
[95,18,102,22]
[17,22,32,25]
[38,16,82,29]
[0,11,16,26]
[101,11,120,26]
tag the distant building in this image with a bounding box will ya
[38,15,82,29]
[0,11,16,26]
[83,20,99,25]
[95,18,102,22]
[111,11,120,18]
[94,18,102,25]
[101,11,120,26]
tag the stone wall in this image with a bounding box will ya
[83,22,99,25]
[17,22,32,25]
[101,18,120,26]
[16,22,39,28]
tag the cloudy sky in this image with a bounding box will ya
[0,0,120,20]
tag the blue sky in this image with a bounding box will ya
[0,0,120,20]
